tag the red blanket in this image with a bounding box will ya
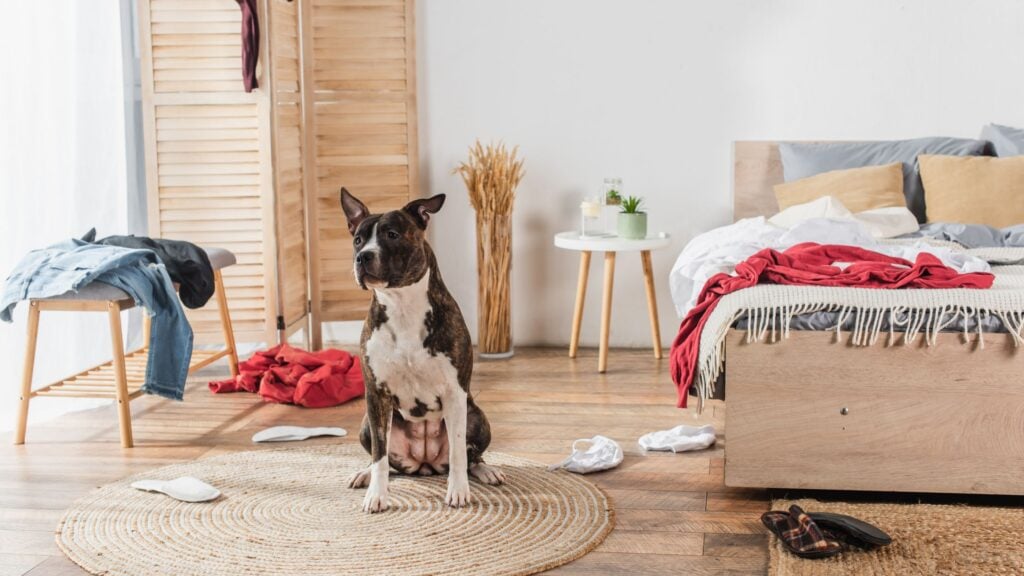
[669,243,994,408]
[210,344,364,408]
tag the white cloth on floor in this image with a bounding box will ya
[639,424,716,453]
[251,426,347,443]
[130,476,221,503]
[548,435,623,474]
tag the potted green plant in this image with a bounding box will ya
[617,196,647,239]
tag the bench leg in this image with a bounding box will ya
[214,270,239,377]
[14,302,41,445]
[107,302,134,448]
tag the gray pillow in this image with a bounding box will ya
[981,123,1024,157]
[779,137,991,223]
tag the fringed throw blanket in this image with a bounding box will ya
[667,243,1022,409]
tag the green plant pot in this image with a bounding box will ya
[617,212,647,239]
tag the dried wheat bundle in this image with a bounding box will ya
[454,141,524,217]
[453,141,524,355]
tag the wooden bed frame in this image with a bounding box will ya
[723,141,1024,496]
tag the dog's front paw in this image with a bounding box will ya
[362,485,389,513]
[469,463,505,486]
[445,478,472,508]
[348,467,372,489]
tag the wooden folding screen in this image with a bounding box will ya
[267,0,310,341]
[139,0,279,345]
[306,0,419,345]
[137,0,417,347]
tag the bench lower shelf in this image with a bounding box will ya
[31,348,232,400]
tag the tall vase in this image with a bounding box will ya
[476,211,513,359]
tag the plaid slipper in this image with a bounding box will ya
[761,505,843,559]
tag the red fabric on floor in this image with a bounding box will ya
[209,344,364,408]
[669,243,994,408]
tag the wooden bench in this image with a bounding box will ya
[13,248,240,448]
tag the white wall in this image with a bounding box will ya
[418,0,1024,347]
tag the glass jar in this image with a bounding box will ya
[602,177,623,206]
[580,196,606,237]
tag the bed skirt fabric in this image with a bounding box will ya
[693,248,1024,408]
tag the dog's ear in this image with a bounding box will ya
[403,194,446,229]
[340,187,370,234]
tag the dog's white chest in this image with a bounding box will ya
[364,273,458,420]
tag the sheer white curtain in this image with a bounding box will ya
[0,1,143,432]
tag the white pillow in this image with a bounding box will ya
[769,196,919,239]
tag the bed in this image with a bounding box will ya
[717,141,1024,496]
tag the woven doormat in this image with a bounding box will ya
[58,445,613,576]
[770,498,1024,576]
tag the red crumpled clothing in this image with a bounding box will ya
[209,344,364,408]
[669,243,995,408]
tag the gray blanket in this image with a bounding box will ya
[906,222,1024,250]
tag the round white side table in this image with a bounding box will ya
[553,232,672,373]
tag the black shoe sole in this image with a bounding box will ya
[808,512,892,547]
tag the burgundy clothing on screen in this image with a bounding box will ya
[236,0,259,92]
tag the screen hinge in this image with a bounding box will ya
[276,315,286,331]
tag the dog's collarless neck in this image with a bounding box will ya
[373,269,430,312]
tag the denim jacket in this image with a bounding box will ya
[1,239,193,400]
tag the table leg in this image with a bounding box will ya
[569,251,591,358]
[599,251,615,373]
[641,250,663,359]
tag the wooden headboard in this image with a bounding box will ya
[733,141,785,220]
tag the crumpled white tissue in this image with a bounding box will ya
[548,435,623,474]
[639,424,716,453]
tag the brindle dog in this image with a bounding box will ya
[340,188,504,513]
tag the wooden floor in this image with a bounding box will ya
[0,347,769,576]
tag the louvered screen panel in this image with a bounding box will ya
[268,0,309,336]
[140,0,278,345]
[309,0,418,322]
[150,1,247,93]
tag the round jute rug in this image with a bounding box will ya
[57,445,613,576]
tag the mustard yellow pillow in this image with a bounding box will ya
[920,155,1024,227]
[773,163,906,213]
